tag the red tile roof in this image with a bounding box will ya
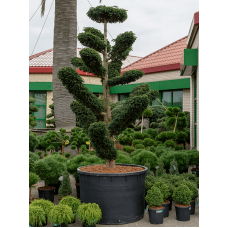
[122,36,187,73]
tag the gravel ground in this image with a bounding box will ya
[31,174,199,227]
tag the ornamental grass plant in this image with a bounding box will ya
[30,199,54,218]
[77,203,102,226]
[59,196,81,215]
[29,206,46,227]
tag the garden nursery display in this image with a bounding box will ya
[29,4,199,227]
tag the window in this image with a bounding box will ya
[118,93,129,101]
[29,91,47,129]
[152,90,183,111]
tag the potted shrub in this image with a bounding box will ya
[30,199,54,220]
[59,196,81,223]
[48,205,74,227]
[58,4,160,224]
[145,186,164,224]
[58,170,72,199]
[184,181,199,215]
[29,172,39,203]
[172,184,193,221]
[153,181,170,218]
[29,206,46,227]
[77,203,102,227]
[187,150,199,177]
[35,156,66,202]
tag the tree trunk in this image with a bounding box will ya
[53,0,77,131]
[62,143,65,157]
[141,115,144,133]
[29,188,32,201]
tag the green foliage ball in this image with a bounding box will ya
[153,181,170,202]
[122,146,135,154]
[59,196,81,214]
[172,184,193,205]
[143,138,156,147]
[164,140,176,148]
[30,199,54,217]
[116,153,132,164]
[133,132,144,140]
[135,144,145,149]
[29,206,46,227]
[145,187,164,207]
[132,139,143,147]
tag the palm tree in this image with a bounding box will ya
[41,0,77,131]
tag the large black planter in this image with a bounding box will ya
[148,207,164,224]
[162,201,170,218]
[77,164,147,225]
[75,183,80,199]
[190,200,195,215]
[175,204,191,221]
[167,197,173,210]
[47,181,61,195]
[38,187,55,202]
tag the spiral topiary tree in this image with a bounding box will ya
[58,5,159,168]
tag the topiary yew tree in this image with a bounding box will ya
[58,5,158,168]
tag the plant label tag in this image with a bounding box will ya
[58,176,63,181]
[65,140,69,145]
[195,199,199,206]
[156,210,163,213]
[192,171,196,174]
[145,205,149,213]
[189,207,191,210]
[54,224,58,227]
[86,141,91,145]
[173,165,176,170]
[29,225,31,227]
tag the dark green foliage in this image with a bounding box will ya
[172,184,192,205]
[157,132,168,142]
[51,152,58,155]
[29,158,36,172]
[169,158,179,175]
[164,140,176,148]
[58,170,72,198]
[142,132,150,139]
[59,196,81,215]
[29,206,46,227]
[154,146,174,158]
[132,150,158,171]
[135,144,145,149]
[175,145,184,151]
[146,146,156,153]
[77,203,102,226]
[187,150,199,167]
[129,149,144,158]
[108,60,122,79]
[48,205,74,226]
[35,156,66,184]
[116,153,132,164]
[184,111,190,128]
[133,132,144,140]
[87,5,127,23]
[176,131,188,144]
[37,151,42,156]
[166,131,177,140]
[143,138,156,147]
[155,160,166,177]
[30,199,54,217]
[145,187,164,207]
[65,153,71,159]
[145,175,156,191]
[29,172,39,189]
[150,122,159,129]
[29,131,39,152]
[145,128,158,139]
[118,134,133,146]
[29,97,39,129]
[148,105,166,122]
[108,69,144,87]
[122,146,135,153]
[134,125,146,131]
[184,181,198,200]
[46,100,55,128]
[153,181,170,202]
[88,122,117,161]
[155,141,163,146]
[29,151,40,161]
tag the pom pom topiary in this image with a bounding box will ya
[132,139,143,147]
[122,145,135,154]
[135,144,145,149]
[143,138,156,147]
[145,187,164,208]
[172,184,193,205]
[164,140,176,148]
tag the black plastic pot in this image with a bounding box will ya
[190,200,195,215]
[167,197,172,210]
[162,201,170,218]
[38,187,55,202]
[75,183,80,199]
[148,207,164,224]
[82,222,96,227]
[175,204,191,221]
[47,181,61,195]
[77,164,147,225]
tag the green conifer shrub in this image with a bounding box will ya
[30,199,54,218]
[143,138,156,147]
[133,132,144,140]
[164,140,176,148]
[135,144,145,149]
[145,187,164,207]
[65,153,71,159]
[29,172,39,201]
[175,145,184,151]
[145,175,156,192]
[153,181,170,202]
[116,153,132,164]
[155,160,166,177]
[29,206,46,227]
[132,139,143,147]
[145,128,159,139]
[58,170,72,198]
[169,158,180,175]
[59,196,81,215]
[46,100,56,128]
[172,184,192,205]
[29,97,39,129]
[122,145,135,153]
[29,131,39,152]
[184,181,198,200]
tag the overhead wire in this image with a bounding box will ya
[29,1,43,22]
[31,0,55,56]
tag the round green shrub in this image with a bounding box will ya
[184,181,198,200]
[153,181,170,202]
[59,196,81,214]
[145,175,156,191]
[77,203,102,226]
[143,138,156,147]
[116,153,133,164]
[29,158,36,172]
[176,131,188,144]
[145,187,163,207]
[89,150,96,155]
[48,205,74,225]
[132,139,143,147]
[154,145,174,158]
[146,146,156,152]
[157,132,168,142]
[142,132,150,139]
[133,150,158,171]
[129,149,144,158]
[30,199,54,217]
[135,144,145,149]
[51,152,58,155]
[155,160,166,177]
[187,150,199,167]
[29,151,40,161]
[51,154,68,164]
[175,145,184,151]
[29,172,39,189]
[164,140,176,148]
[29,131,39,152]
[166,131,177,140]
[133,132,144,140]
[44,153,48,157]
[29,206,46,227]
[37,151,42,156]
[146,128,158,139]
[172,184,192,205]
[121,136,133,146]
[122,146,135,154]
[65,153,71,158]
[155,141,163,146]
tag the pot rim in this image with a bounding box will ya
[162,200,170,205]
[148,206,164,211]
[77,163,148,177]
[174,204,191,208]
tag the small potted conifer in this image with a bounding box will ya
[145,186,164,224]
[58,170,72,199]
[184,181,199,215]
[172,184,193,221]
[59,196,81,223]
[48,205,74,227]
[29,206,46,227]
[29,172,39,203]
[77,203,102,227]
